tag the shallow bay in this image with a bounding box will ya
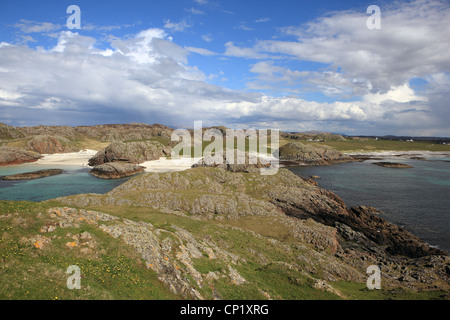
[288,156,450,253]
[0,164,133,202]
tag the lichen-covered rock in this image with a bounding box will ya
[279,142,353,166]
[88,140,170,166]
[89,162,145,179]
[193,150,273,173]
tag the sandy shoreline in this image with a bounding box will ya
[33,150,203,173]
[32,150,279,173]
[140,157,203,173]
[33,149,98,167]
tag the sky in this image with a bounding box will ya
[0,0,449,136]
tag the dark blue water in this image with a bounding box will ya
[288,157,450,253]
[0,164,133,202]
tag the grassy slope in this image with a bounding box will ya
[1,168,447,300]
[0,201,175,300]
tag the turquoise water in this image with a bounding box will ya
[0,164,133,202]
[288,157,450,253]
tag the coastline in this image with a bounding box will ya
[32,149,98,167]
[345,150,450,158]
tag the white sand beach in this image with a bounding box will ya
[30,150,279,173]
[33,149,98,167]
[140,157,203,173]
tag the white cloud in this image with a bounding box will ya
[224,41,272,59]
[163,19,191,32]
[202,34,213,42]
[363,83,427,104]
[13,19,61,33]
[185,46,217,56]
[194,0,209,5]
[186,7,205,15]
[255,18,271,23]
[1,1,449,136]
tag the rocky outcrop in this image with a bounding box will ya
[373,162,413,168]
[26,135,80,154]
[88,140,171,166]
[0,146,42,166]
[1,169,63,180]
[89,162,145,179]
[279,142,356,166]
[192,150,272,173]
[271,184,446,259]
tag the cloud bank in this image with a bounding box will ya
[0,0,449,136]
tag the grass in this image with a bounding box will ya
[302,139,450,153]
[0,201,176,300]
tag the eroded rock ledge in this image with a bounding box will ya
[1,169,63,180]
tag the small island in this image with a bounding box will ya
[373,162,413,168]
[89,162,145,179]
[0,169,63,180]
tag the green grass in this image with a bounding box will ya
[0,201,176,300]
[332,281,448,300]
[302,139,450,152]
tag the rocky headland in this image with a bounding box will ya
[279,142,361,166]
[53,167,449,299]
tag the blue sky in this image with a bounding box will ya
[0,0,449,136]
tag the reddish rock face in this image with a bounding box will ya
[0,146,42,166]
[26,135,80,154]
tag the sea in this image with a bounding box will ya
[288,154,450,254]
[0,154,449,253]
[0,164,133,202]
